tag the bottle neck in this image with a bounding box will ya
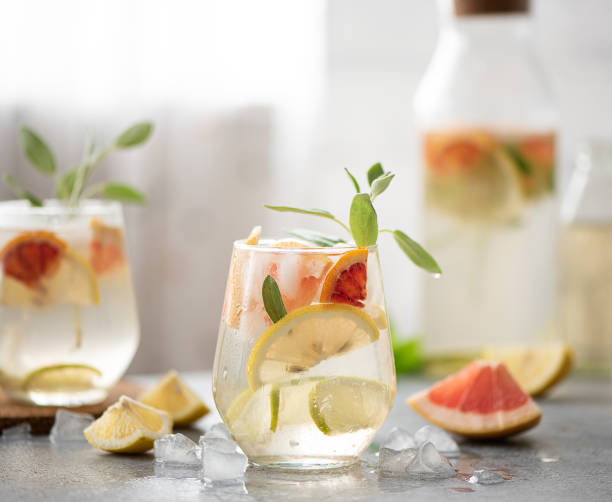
[438,13,533,55]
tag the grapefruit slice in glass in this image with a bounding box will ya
[407,360,541,438]
[0,231,99,307]
[320,249,368,307]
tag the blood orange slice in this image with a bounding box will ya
[0,231,66,288]
[320,249,368,307]
[0,231,99,307]
[407,360,541,438]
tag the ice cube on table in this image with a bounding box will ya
[154,433,201,465]
[469,469,504,485]
[379,447,418,474]
[411,442,455,478]
[382,427,416,451]
[1,422,31,440]
[414,425,459,456]
[50,410,93,444]
[202,436,247,483]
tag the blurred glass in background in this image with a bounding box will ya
[561,141,612,376]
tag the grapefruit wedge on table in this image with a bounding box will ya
[408,360,541,438]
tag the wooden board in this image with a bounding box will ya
[0,380,145,434]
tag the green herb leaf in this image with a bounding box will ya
[262,275,287,323]
[393,230,441,275]
[370,172,395,200]
[3,173,43,207]
[285,228,346,247]
[55,168,78,200]
[505,145,533,175]
[114,122,153,149]
[349,194,378,246]
[367,162,384,186]
[19,127,56,175]
[344,168,361,193]
[100,182,147,204]
[265,205,336,220]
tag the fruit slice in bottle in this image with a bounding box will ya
[424,132,524,222]
[246,304,379,389]
[309,376,391,435]
[320,249,368,307]
[407,360,541,438]
[84,395,172,453]
[481,343,573,397]
[0,231,99,307]
[139,370,209,427]
[21,364,102,393]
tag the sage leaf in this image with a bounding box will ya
[55,168,78,200]
[19,127,56,175]
[3,173,43,207]
[114,122,153,149]
[393,230,441,275]
[367,162,384,186]
[349,194,378,246]
[262,275,287,323]
[344,168,361,192]
[264,205,336,220]
[286,228,346,247]
[370,172,395,200]
[101,182,146,204]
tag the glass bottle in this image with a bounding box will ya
[414,0,558,371]
[560,141,612,377]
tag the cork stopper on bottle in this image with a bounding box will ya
[454,0,528,16]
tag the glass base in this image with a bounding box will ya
[6,388,109,407]
[250,456,359,471]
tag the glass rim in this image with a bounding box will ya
[0,199,122,216]
[233,238,377,254]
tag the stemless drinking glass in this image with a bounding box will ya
[213,239,396,469]
[0,200,140,406]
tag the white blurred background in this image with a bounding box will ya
[0,0,610,372]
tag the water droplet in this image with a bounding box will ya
[433,273,441,279]
[540,457,563,463]
[222,368,228,380]
[289,440,299,447]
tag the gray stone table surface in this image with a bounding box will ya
[1,373,611,501]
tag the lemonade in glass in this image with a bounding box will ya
[0,120,151,406]
[213,238,395,469]
[0,200,139,406]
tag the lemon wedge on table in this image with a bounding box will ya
[481,342,573,396]
[246,304,380,390]
[84,395,172,453]
[139,371,209,427]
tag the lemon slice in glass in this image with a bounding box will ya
[21,364,102,392]
[139,371,209,427]
[246,304,379,390]
[226,384,280,444]
[84,395,172,453]
[309,377,392,435]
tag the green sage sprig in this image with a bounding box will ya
[265,163,441,275]
[3,122,153,207]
